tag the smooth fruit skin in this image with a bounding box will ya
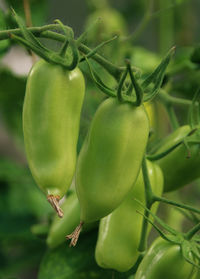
[155,125,200,192]
[23,60,85,198]
[144,102,155,131]
[85,8,127,43]
[135,237,195,279]
[46,191,96,249]
[84,7,127,66]
[95,160,163,272]
[131,47,161,74]
[76,97,149,223]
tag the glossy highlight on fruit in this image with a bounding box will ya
[135,237,195,279]
[95,160,163,272]
[23,60,85,216]
[76,97,149,223]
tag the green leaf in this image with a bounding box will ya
[39,230,134,279]
[39,230,111,279]
[0,158,53,224]
[0,68,26,142]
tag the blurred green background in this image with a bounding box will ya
[0,0,200,278]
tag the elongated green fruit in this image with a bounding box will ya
[155,125,200,192]
[135,237,195,279]
[47,191,97,249]
[95,160,163,272]
[85,8,127,44]
[76,97,149,223]
[23,60,85,217]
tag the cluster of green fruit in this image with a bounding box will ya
[23,57,200,278]
[20,2,200,277]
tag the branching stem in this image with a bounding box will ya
[0,25,123,80]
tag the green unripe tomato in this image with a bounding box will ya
[135,237,195,279]
[76,97,149,223]
[155,125,200,192]
[131,47,161,74]
[95,160,163,272]
[85,7,127,66]
[144,101,170,144]
[165,202,185,231]
[23,60,85,214]
[85,8,127,44]
[144,102,155,131]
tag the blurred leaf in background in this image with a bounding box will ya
[4,0,48,27]
[0,158,53,278]
[39,230,134,279]
[0,68,26,143]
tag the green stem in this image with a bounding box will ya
[159,89,192,106]
[154,195,200,215]
[138,209,150,253]
[127,61,143,106]
[79,35,117,62]
[126,0,154,43]
[0,26,123,80]
[190,212,200,224]
[117,67,128,102]
[142,157,154,206]
[147,141,182,161]
[185,222,200,240]
[0,24,62,39]
[138,157,154,253]
[78,43,122,80]
[130,254,145,275]
[165,104,179,130]
[159,0,174,56]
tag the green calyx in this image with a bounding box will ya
[3,9,175,107]
[85,46,174,106]
[136,200,200,269]
[11,9,79,70]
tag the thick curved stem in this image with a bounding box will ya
[0,26,123,80]
[159,89,192,106]
[185,222,200,240]
[165,104,179,130]
[125,0,154,43]
[154,195,200,215]
[138,157,154,253]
